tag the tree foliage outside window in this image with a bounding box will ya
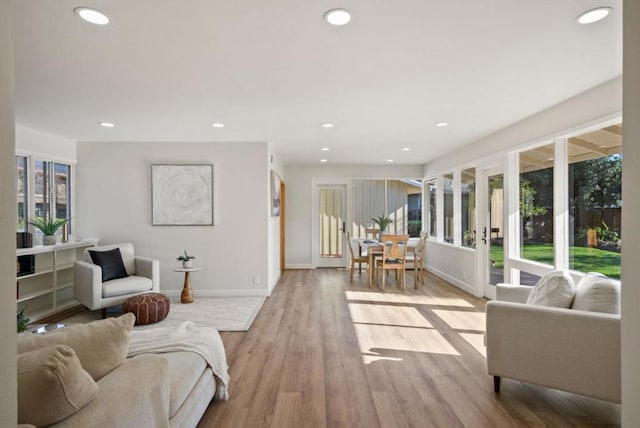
[520,178,548,225]
[519,168,553,244]
[569,154,622,212]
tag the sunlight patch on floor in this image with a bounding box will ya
[432,310,486,331]
[348,303,432,328]
[458,332,487,357]
[345,291,473,307]
[361,353,404,364]
[353,323,460,356]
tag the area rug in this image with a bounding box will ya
[63,296,265,332]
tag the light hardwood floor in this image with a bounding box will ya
[199,269,620,428]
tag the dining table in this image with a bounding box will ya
[358,237,419,289]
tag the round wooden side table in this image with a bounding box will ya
[172,267,202,304]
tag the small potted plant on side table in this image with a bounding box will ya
[177,250,195,268]
[28,216,70,245]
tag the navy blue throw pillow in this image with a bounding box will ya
[89,248,129,282]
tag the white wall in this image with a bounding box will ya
[267,146,284,293]
[422,78,622,295]
[622,0,640,424]
[76,141,271,297]
[0,0,17,423]
[284,164,423,268]
[15,124,76,161]
[424,242,476,294]
[424,77,622,177]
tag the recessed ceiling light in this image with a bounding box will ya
[321,147,329,151]
[576,7,612,24]
[387,159,394,163]
[211,123,225,128]
[324,9,351,26]
[99,122,115,128]
[402,147,411,151]
[320,159,328,163]
[74,7,110,25]
[435,122,449,127]
[321,123,334,128]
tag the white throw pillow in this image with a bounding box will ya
[526,270,575,308]
[571,272,620,314]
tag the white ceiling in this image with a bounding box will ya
[14,1,622,165]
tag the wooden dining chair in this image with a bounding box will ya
[346,232,369,282]
[374,234,409,290]
[365,228,380,239]
[406,233,427,288]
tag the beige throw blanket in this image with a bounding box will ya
[127,321,230,400]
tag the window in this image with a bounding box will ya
[507,121,622,284]
[427,180,437,238]
[34,159,51,218]
[16,156,28,232]
[54,163,71,221]
[407,189,422,237]
[568,125,622,279]
[461,168,476,248]
[443,173,454,243]
[18,156,73,240]
[351,179,422,238]
[518,143,554,264]
[351,179,386,238]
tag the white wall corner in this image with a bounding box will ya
[268,272,281,295]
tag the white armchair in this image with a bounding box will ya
[486,283,621,403]
[74,243,159,318]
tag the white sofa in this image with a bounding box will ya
[17,314,223,427]
[486,280,621,403]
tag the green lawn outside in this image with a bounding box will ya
[489,243,620,279]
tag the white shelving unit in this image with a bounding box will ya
[16,238,99,322]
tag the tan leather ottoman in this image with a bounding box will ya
[121,293,170,325]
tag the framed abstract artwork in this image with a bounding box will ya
[151,164,214,225]
[271,170,281,217]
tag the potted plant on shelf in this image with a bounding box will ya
[177,250,195,268]
[17,307,30,333]
[28,216,70,245]
[371,214,394,239]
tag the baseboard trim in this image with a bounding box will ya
[162,289,270,298]
[424,265,476,296]
[285,264,313,269]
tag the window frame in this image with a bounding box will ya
[424,178,437,239]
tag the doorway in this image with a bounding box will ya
[313,183,347,268]
[481,168,505,299]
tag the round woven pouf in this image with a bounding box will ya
[121,293,170,325]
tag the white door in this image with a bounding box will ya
[314,184,347,268]
[481,168,505,299]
